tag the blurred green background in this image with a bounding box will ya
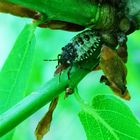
[0,13,140,140]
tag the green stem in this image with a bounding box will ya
[0,73,66,137]
[5,0,97,25]
[4,0,116,30]
[0,51,100,137]
[2,0,140,29]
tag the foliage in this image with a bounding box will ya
[79,95,140,140]
[0,23,36,114]
[0,23,37,139]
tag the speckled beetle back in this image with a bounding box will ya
[59,30,102,66]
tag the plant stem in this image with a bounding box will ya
[0,73,66,137]
[4,0,117,30]
[0,50,100,137]
[1,0,140,29]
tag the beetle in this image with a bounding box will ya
[54,29,118,76]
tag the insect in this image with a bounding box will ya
[57,30,101,64]
[54,30,102,77]
[54,29,118,76]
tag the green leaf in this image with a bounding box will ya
[79,95,140,140]
[0,23,36,114]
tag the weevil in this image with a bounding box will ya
[55,30,102,74]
